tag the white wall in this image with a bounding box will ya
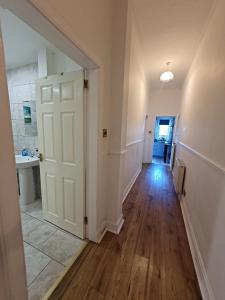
[0,27,27,299]
[177,0,225,299]
[143,87,181,163]
[122,6,149,201]
[105,0,129,233]
[30,0,131,239]
[38,48,81,78]
[53,51,81,74]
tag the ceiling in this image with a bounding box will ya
[0,8,80,70]
[132,0,215,89]
[0,2,215,84]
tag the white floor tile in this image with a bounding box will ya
[22,200,43,220]
[21,212,33,225]
[28,260,65,300]
[21,200,86,299]
[24,243,51,285]
[22,218,57,247]
[38,229,86,266]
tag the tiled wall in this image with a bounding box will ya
[7,63,38,154]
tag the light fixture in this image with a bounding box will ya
[160,62,174,83]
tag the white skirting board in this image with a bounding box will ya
[122,167,142,203]
[180,198,215,300]
[97,215,125,243]
[97,166,142,243]
[97,225,107,244]
[106,214,125,235]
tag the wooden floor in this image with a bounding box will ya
[50,163,201,300]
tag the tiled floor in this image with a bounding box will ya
[20,200,87,300]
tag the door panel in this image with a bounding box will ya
[41,85,54,103]
[61,112,76,164]
[36,71,85,238]
[42,113,56,160]
[61,81,74,101]
[63,177,76,223]
[46,173,58,216]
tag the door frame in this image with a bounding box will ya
[150,115,177,163]
[0,1,100,297]
[0,0,100,241]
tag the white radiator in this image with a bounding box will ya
[173,158,185,194]
[170,142,176,171]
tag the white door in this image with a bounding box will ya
[36,70,85,239]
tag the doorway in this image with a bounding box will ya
[152,116,176,165]
[0,7,90,299]
[0,1,99,299]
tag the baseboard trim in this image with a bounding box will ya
[122,167,142,203]
[96,166,141,243]
[106,214,124,235]
[96,215,124,244]
[97,226,107,244]
[180,198,215,300]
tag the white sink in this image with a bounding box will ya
[16,155,39,169]
[15,155,40,205]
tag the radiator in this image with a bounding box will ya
[173,158,185,194]
[170,142,176,171]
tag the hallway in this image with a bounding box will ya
[50,164,201,300]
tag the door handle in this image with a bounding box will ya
[38,153,44,162]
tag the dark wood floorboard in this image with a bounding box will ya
[49,163,201,300]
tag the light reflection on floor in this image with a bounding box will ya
[152,164,164,182]
[148,162,171,192]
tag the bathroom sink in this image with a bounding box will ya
[16,155,40,205]
[15,155,39,169]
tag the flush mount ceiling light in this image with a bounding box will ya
[160,62,174,83]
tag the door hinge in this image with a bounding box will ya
[84,216,88,224]
[84,79,88,89]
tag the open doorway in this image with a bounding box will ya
[0,7,87,299]
[152,116,176,165]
